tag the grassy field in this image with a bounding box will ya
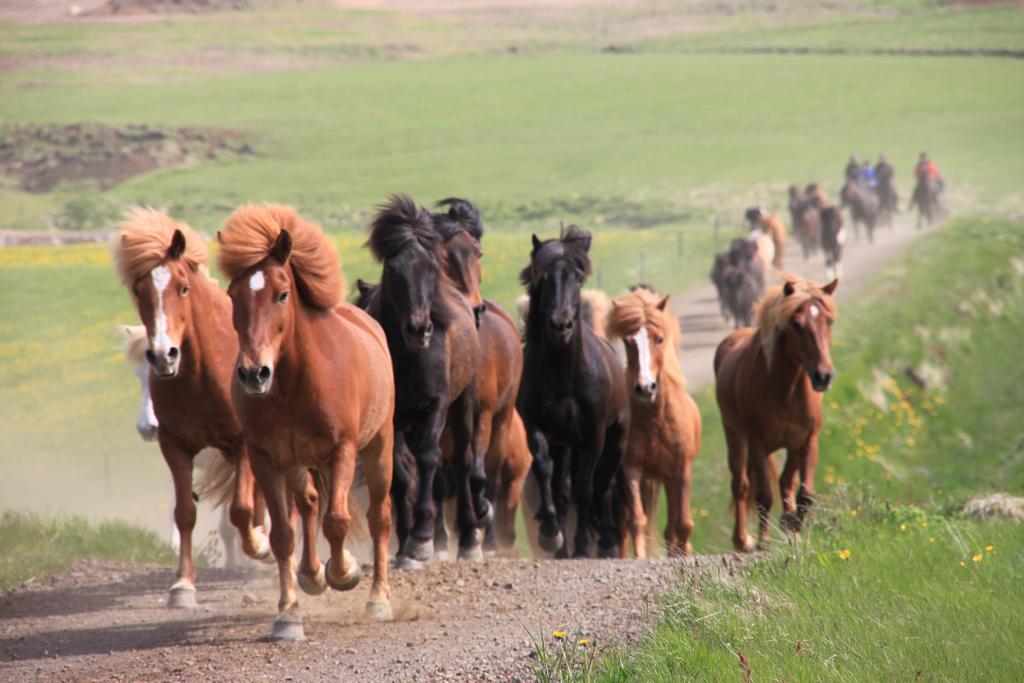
[586,218,1024,679]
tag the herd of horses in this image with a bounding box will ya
[114,194,840,641]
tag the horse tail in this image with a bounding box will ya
[310,467,368,544]
[194,450,236,509]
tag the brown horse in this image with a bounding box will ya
[218,205,395,640]
[607,289,701,558]
[714,274,838,552]
[430,198,532,557]
[840,179,880,243]
[113,209,272,609]
[788,185,821,259]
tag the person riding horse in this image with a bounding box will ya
[844,154,861,185]
[912,151,948,216]
[875,153,898,222]
[860,159,877,189]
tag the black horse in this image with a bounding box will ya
[909,175,944,229]
[841,179,880,243]
[518,226,630,558]
[361,194,488,568]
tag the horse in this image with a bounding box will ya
[909,174,944,229]
[875,160,899,227]
[112,208,272,609]
[712,238,764,328]
[745,207,786,270]
[428,198,532,558]
[218,204,395,640]
[121,324,250,568]
[820,206,845,281]
[840,179,880,243]
[788,185,821,259]
[360,194,486,568]
[714,274,838,552]
[607,289,701,558]
[518,226,630,558]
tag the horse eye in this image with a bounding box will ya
[180,285,189,296]
[656,337,664,346]
[278,292,289,304]
[791,319,802,331]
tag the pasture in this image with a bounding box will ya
[1,0,1023,679]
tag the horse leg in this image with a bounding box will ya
[672,458,696,557]
[391,431,414,564]
[158,433,199,608]
[749,445,774,550]
[570,433,603,559]
[288,469,326,596]
[432,460,451,561]
[404,404,446,563]
[526,425,562,553]
[228,444,272,562]
[218,505,239,569]
[495,414,531,554]
[779,449,802,533]
[624,467,646,559]
[249,450,303,641]
[725,426,754,553]
[795,434,821,529]
[321,441,362,596]
[594,424,626,558]
[448,390,487,562]
[358,430,394,621]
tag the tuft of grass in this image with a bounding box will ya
[0,510,176,589]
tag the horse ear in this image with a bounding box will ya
[823,279,839,296]
[531,234,542,252]
[167,229,186,261]
[356,278,371,294]
[272,229,292,264]
[657,295,670,311]
[783,281,795,297]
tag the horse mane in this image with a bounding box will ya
[120,324,148,364]
[218,204,345,311]
[434,197,483,241]
[519,225,593,288]
[368,194,459,331]
[607,289,686,387]
[113,207,208,287]
[581,289,610,340]
[755,274,836,363]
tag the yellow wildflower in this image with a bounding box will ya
[552,631,566,640]
[899,523,907,531]
[838,549,851,560]
[972,554,983,563]
[985,545,994,552]
[928,537,936,544]
[579,639,590,647]
[850,509,858,518]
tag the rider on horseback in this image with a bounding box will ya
[861,159,877,189]
[844,154,861,184]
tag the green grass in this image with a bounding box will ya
[0,511,176,589]
[596,218,1024,680]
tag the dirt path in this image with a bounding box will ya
[674,218,929,390]
[0,217,929,682]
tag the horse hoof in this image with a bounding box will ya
[403,537,434,563]
[268,612,305,642]
[393,555,424,571]
[297,562,327,596]
[433,548,450,563]
[475,500,494,529]
[326,551,361,592]
[167,582,197,609]
[248,529,274,563]
[733,535,756,554]
[538,530,564,553]
[364,600,394,622]
[597,544,619,559]
[457,544,484,562]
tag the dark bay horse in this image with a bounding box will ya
[788,185,821,260]
[909,174,943,229]
[820,205,845,281]
[113,209,272,609]
[518,226,630,558]
[219,205,395,640]
[714,275,838,552]
[607,289,701,558]
[430,198,532,557]
[361,194,486,568]
[840,179,880,243]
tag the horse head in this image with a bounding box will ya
[609,291,672,404]
[777,278,839,392]
[432,199,485,327]
[520,225,592,347]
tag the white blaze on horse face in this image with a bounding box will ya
[634,326,656,388]
[810,305,821,319]
[150,265,173,354]
[249,270,265,293]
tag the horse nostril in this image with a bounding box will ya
[258,366,272,382]
[649,382,658,393]
[167,346,179,360]
[564,319,574,330]
[424,321,433,335]
[237,366,247,383]
[145,349,157,365]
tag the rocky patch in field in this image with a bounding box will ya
[0,122,255,193]
[85,0,249,16]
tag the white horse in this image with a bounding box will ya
[121,325,246,568]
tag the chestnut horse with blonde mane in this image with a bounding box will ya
[430,198,532,556]
[113,209,272,609]
[218,204,395,640]
[607,288,701,557]
[714,274,838,552]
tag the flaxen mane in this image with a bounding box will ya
[120,324,149,364]
[519,225,593,289]
[218,204,344,311]
[114,208,208,286]
[755,274,836,363]
[607,290,686,387]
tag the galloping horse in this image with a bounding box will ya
[715,275,838,552]
[113,209,272,608]
[909,174,943,229]
[430,198,532,557]
[219,205,395,640]
[361,194,486,567]
[820,206,846,281]
[519,226,630,558]
[840,179,880,243]
[788,185,821,260]
[607,289,701,558]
